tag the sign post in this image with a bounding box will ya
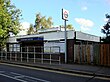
[62,8,69,63]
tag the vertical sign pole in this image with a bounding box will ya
[62,8,69,64]
[64,20,67,63]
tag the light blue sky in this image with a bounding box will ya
[12,0,110,36]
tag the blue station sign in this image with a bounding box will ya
[17,37,44,42]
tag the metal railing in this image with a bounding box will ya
[0,46,61,65]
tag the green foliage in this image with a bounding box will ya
[27,24,35,35]
[67,24,74,30]
[60,24,75,30]
[46,17,53,28]
[35,13,53,32]
[101,14,110,43]
[35,13,41,31]
[0,0,22,47]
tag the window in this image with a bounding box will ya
[9,44,20,52]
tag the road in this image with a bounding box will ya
[0,63,109,82]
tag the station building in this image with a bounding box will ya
[7,27,100,63]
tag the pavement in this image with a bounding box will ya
[1,61,110,78]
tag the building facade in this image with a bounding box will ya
[7,28,100,63]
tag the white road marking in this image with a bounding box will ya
[0,63,110,81]
[10,72,50,82]
[14,75,25,78]
[0,73,27,82]
[0,71,50,82]
[0,63,93,78]
[11,72,23,76]
[11,72,50,82]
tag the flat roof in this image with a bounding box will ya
[7,30,100,43]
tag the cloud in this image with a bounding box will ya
[81,6,88,11]
[75,18,94,27]
[18,22,30,35]
[74,18,94,31]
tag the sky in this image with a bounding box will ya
[11,0,110,36]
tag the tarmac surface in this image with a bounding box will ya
[1,61,110,79]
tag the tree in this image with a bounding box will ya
[27,24,35,35]
[60,24,75,30]
[101,14,110,37]
[46,17,53,28]
[40,16,47,29]
[34,13,53,32]
[40,16,53,29]
[0,0,22,47]
[35,13,41,32]
[67,24,74,30]
[101,14,110,43]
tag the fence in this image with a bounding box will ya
[100,44,110,66]
[0,46,61,65]
[74,43,110,66]
[0,44,110,66]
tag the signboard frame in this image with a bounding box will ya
[62,8,69,21]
